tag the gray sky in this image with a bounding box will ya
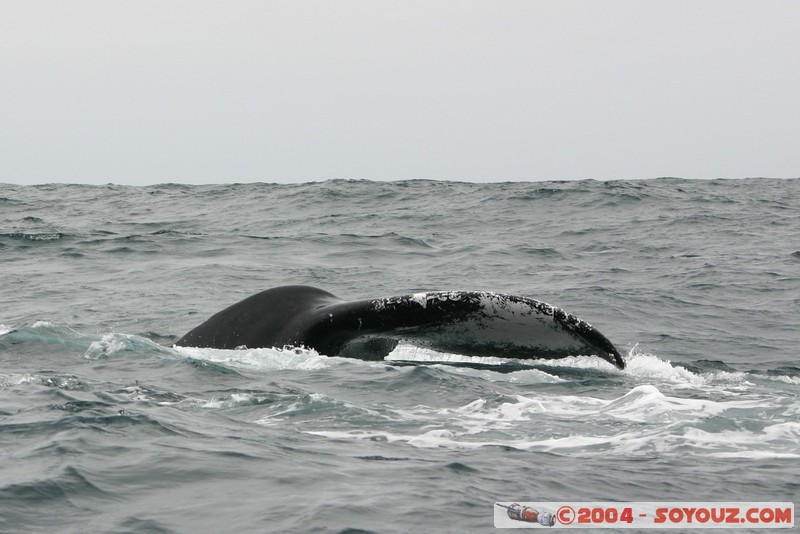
[2,0,798,185]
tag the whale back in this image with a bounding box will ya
[175,285,342,350]
[320,291,623,367]
[176,286,625,369]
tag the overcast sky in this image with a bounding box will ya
[1,1,798,185]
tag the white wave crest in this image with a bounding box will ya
[305,382,793,457]
[174,345,339,372]
[386,344,510,365]
[0,373,42,387]
[85,333,132,359]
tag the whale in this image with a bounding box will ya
[176,285,625,369]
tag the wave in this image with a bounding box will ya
[162,343,799,458]
[0,231,67,241]
[2,324,793,390]
[4,324,798,461]
[173,345,335,372]
[84,332,176,360]
[304,382,797,458]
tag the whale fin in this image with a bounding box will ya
[176,286,625,369]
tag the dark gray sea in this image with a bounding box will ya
[1,178,798,533]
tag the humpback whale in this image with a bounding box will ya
[176,286,625,369]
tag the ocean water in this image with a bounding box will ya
[1,178,798,533]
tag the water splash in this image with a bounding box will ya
[173,345,337,372]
